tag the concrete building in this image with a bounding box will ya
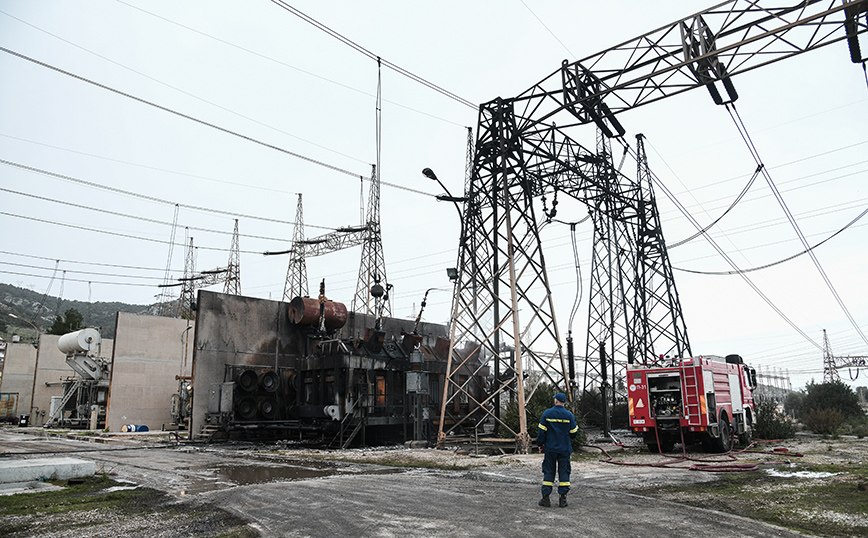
[106,313,193,432]
[0,313,192,431]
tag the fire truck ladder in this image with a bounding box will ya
[682,367,701,425]
[44,379,83,427]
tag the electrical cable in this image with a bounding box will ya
[0,250,164,272]
[0,132,355,211]
[519,0,575,60]
[2,158,335,230]
[0,46,435,199]
[615,138,822,351]
[726,102,868,346]
[0,211,263,255]
[0,260,165,281]
[667,164,763,249]
[0,268,155,288]
[270,1,476,110]
[0,187,292,243]
[111,1,466,128]
[674,205,868,275]
[0,7,369,167]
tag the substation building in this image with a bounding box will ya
[0,290,488,447]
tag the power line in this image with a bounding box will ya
[726,103,868,346]
[0,7,370,167]
[674,205,868,275]
[2,158,335,231]
[0,260,165,281]
[618,140,823,351]
[0,45,435,198]
[0,132,352,212]
[0,249,165,272]
[111,1,467,128]
[0,269,157,288]
[0,186,292,243]
[270,1,476,110]
[0,211,263,255]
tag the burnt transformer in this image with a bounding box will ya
[203,296,489,447]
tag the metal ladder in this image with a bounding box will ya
[682,367,701,424]
[44,379,83,427]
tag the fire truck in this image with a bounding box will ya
[627,355,758,453]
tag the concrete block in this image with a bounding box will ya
[0,457,96,483]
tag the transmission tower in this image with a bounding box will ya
[823,329,868,382]
[353,164,390,317]
[437,0,867,452]
[225,219,241,295]
[157,204,180,316]
[284,194,309,300]
[179,235,196,320]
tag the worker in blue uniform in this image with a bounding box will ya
[536,392,578,507]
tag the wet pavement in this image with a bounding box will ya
[0,428,815,537]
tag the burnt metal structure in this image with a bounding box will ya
[438,0,868,451]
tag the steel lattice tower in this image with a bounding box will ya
[353,165,390,317]
[224,219,241,295]
[179,235,195,320]
[284,194,309,300]
[823,330,840,383]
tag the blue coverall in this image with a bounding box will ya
[536,404,578,496]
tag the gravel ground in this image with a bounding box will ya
[2,428,867,537]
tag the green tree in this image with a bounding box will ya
[47,308,85,335]
[783,390,805,419]
[800,380,864,420]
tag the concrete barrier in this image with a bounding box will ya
[0,457,96,484]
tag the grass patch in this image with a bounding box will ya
[634,465,868,537]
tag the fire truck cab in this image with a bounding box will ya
[627,354,758,453]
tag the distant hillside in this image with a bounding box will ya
[0,283,151,339]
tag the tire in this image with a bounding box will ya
[738,426,752,447]
[659,437,675,453]
[738,411,754,446]
[713,413,732,453]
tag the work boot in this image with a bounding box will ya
[538,494,551,507]
[559,494,568,507]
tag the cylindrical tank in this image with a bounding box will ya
[288,297,348,331]
[58,328,101,354]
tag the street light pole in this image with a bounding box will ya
[422,168,466,244]
[8,313,40,347]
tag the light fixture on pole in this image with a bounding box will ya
[8,313,40,348]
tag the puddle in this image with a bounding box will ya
[765,469,843,479]
[216,463,337,486]
[181,458,403,494]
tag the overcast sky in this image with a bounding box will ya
[1,1,867,390]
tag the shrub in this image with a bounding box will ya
[754,398,795,439]
[839,415,868,438]
[803,408,844,435]
[783,391,805,419]
[800,380,864,420]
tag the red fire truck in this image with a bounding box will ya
[627,354,758,453]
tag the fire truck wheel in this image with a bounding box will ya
[738,426,753,446]
[714,415,732,453]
